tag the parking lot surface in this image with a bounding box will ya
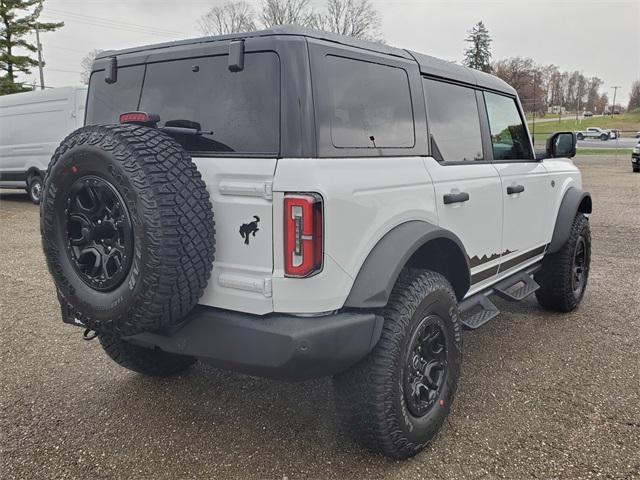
[1,155,639,480]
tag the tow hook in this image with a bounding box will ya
[83,328,98,341]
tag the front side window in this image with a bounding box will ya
[325,55,415,149]
[422,79,483,162]
[484,92,532,160]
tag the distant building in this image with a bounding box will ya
[548,105,567,114]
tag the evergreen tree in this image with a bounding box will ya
[463,21,492,73]
[0,0,63,95]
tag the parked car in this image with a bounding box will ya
[0,86,87,203]
[583,111,593,117]
[575,127,611,141]
[632,141,640,172]
[635,131,640,138]
[40,27,592,460]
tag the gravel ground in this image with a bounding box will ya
[1,155,639,480]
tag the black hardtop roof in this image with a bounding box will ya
[96,25,515,96]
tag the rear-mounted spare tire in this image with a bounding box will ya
[41,124,215,336]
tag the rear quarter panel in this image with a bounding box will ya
[272,156,437,313]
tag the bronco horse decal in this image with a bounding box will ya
[239,215,260,245]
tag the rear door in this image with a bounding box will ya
[421,79,504,293]
[482,91,550,274]
[85,44,281,314]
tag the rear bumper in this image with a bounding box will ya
[125,306,384,381]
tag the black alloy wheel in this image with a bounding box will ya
[65,175,133,292]
[572,235,587,299]
[403,315,448,417]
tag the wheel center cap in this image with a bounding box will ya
[92,221,117,241]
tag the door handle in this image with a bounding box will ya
[443,192,470,204]
[507,184,525,194]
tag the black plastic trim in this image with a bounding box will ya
[0,171,27,182]
[470,265,499,284]
[548,187,592,253]
[476,89,494,162]
[344,221,470,307]
[123,306,383,381]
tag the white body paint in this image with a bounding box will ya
[194,155,581,314]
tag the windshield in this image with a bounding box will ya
[85,52,281,156]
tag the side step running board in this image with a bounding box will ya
[458,264,542,330]
[493,271,540,302]
[459,295,500,330]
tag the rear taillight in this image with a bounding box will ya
[284,193,323,277]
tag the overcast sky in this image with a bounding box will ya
[17,0,639,104]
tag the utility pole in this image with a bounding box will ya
[532,71,536,143]
[610,86,621,116]
[576,79,582,122]
[35,25,45,90]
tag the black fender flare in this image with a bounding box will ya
[548,187,592,253]
[344,221,470,308]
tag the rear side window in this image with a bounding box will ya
[85,52,280,155]
[325,55,415,149]
[484,92,532,160]
[422,79,483,162]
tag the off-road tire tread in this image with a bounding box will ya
[41,124,215,335]
[535,213,590,312]
[334,269,461,460]
[99,333,196,376]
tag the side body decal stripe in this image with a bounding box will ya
[470,244,548,285]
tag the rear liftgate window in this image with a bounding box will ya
[325,55,415,149]
[85,65,145,125]
[85,52,281,155]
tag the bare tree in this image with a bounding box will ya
[259,0,316,28]
[317,0,382,41]
[196,0,383,41]
[198,1,256,36]
[628,80,640,111]
[80,49,103,85]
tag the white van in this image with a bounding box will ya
[0,86,87,203]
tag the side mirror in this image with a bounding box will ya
[546,131,576,159]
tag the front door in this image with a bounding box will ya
[482,91,550,275]
[422,78,503,293]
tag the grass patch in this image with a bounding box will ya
[528,110,640,142]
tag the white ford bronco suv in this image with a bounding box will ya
[41,27,592,460]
